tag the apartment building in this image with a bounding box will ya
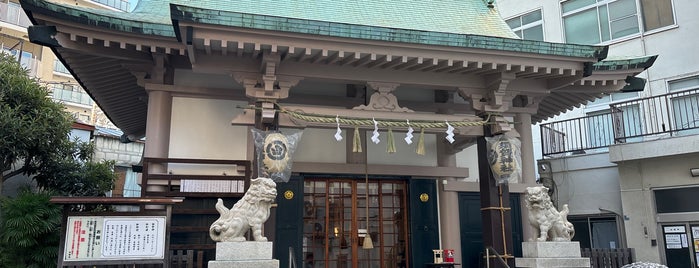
[1,0,140,198]
[1,0,127,126]
[498,1,699,267]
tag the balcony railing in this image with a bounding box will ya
[52,87,94,106]
[0,1,32,28]
[541,88,699,156]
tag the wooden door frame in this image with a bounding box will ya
[303,177,409,268]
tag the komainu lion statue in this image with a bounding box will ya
[525,186,575,242]
[209,177,277,242]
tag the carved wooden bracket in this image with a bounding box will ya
[460,72,517,113]
[489,115,513,135]
[353,82,413,112]
[233,53,302,100]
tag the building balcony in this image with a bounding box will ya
[541,88,699,157]
[0,1,32,28]
[51,87,94,107]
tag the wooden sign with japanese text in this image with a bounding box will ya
[63,216,166,262]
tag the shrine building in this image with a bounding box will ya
[20,0,656,267]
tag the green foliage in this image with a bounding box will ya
[36,156,117,197]
[0,188,61,268]
[0,51,119,267]
[0,52,73,181]
[0,51,117,195]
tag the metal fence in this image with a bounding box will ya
[541,88,699,156]
[610,87,699,141]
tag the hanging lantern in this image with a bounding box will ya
[486,134,522,184]
[263,132,290,173]
[252,129,303,182]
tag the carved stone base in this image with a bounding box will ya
[515,242,590,268]
[209,242,279,268]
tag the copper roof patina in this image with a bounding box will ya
[21,0,609,59]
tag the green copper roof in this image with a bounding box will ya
[166,1,520,38]
[21,0,608,59]
[23,0,520,38]
[22,0,175,36]
[593,55,658,71]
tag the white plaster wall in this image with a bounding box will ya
[292,128,346,163]
[617,153,699,263]
[367,131,438,167]
[168,97,249,175]
[545,153,622,215]
[94,136,143,166]
[455,144,479,181]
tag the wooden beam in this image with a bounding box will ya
[292,162,469,178]
[54,33,152,63]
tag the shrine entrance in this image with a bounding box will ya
[302,178,409,268]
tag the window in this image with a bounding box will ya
[562,0,640,44]
[570,216,621,249]
[640,0,675,31]
[655,187,699,214]
[90,0,129,12]
[53,59,70,75]
[588,92,638,106]
[51,84,94,106]
[586,111,614,148]
[0,1,32,27]
[584,92,641,148]
[506,10,544,41]
[668,76,699,135]
[3,48,33,69]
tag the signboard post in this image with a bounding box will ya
[50,197,183,268]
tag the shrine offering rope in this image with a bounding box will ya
[281,108,492,128]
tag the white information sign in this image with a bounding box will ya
[63,216,166,262]
[666,234,683,249]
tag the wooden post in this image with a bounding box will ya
[477,125,515,268]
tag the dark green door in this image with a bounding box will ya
[409,179,439,267]
[274,176,304,268]
[458,192,522,268]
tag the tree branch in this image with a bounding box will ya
[2,166,26,182]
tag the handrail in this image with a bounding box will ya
[485,247,511,268]
[288,246,297,268]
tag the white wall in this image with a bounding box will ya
[293,128,346,164]
[617,149,699,263]
[367,131,438,167]
[94,136,143,166]
[543,153,622,215]
[168,97,249,175]
[455,144,479,181]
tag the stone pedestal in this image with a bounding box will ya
[208,241,279,268]
[515,242,591,268]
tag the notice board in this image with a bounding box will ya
[62,216,167,263]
